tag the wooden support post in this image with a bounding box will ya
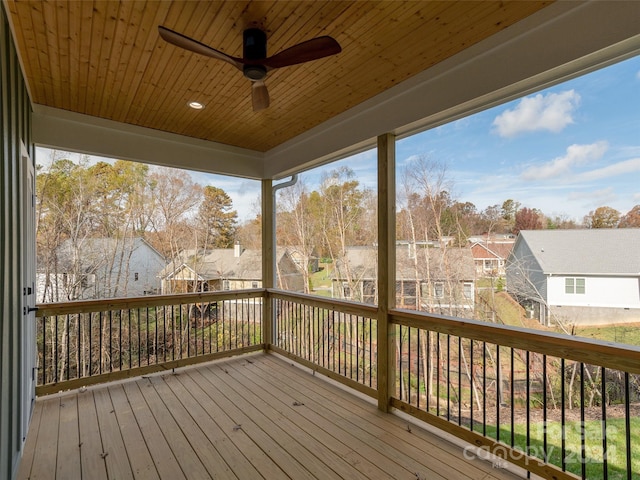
[261,179,274,349]
[377,133,396,412]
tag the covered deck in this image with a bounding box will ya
[18,353,515,480]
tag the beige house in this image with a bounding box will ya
[332,245,476,314]
[160,244,305,294]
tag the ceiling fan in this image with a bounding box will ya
[158,25,341,112]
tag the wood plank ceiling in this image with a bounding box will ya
[6,1,551,153]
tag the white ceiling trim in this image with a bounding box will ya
[32,105,265,179]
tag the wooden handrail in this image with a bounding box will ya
[267,289,378,317]
[35,289,265,317]
[391,308,640,375]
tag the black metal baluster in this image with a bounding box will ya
[436,332,440,417]
[510,348,515,448]
[470,340,474,432]
[580,362,586,479]
[447,334,451,421]
[526,350,530,473]
[458,336,462,425]
[417,330,421,410]
[109,310,113,371]
[482,341,487,437]
[496,344,500,443]
[601,366,608,480]
[561,358,566,472]
[543,355,548,464]
[625,372,631,480]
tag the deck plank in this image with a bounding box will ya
[93,387,134,480]
[16,391,43,480]
[258,354,519,480]
[187,367,316,479]
[204,362,370,480]
[171,370,286,480]
[77,390,109,480]
[108,384,159,479]
[223,358,396,479]
[150,374,239,479]
[56,394,81,479]
[29,396,60,479]
[19,353,522,480]
[121,380,185,480]
[247,356,449,479]
[134,376,212,479]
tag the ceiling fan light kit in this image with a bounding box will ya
[158,24,341,112]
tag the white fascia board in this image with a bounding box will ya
[264,1,640,179]
[32,105,265,179]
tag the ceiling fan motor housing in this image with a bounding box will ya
[243,28,267,80]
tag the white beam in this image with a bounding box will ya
[32,105,265,179]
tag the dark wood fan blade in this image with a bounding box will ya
[251,81,270,111]
[158,26,243,70]
[262,36,341,69]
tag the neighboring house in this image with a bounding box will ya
[160,243,305,294]
[286,245,320,274]
[470,239,514,277]
[37,237,166,301]
[331,244,476,314]
[506,229,640,326]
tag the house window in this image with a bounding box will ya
[342,282,351,298]
[463,282,473,299]
[434,282,444,299]
[252,281,259,289]
[565,277,585,294]
[134,272,139,281]
[223,280,230,291]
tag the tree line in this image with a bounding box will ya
[36,154,238,301]
[37,153,639,302]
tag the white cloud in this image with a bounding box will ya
[492,90,581,137]
[575,157,640,182]
[520,141,608,180]
[568,187,616,204]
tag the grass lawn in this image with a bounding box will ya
[571,324,640,348]
[480,417,640,479]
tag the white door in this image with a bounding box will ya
[21,143,36,445]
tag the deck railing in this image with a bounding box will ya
[35,289,640,479]
[35,290,263,394]
[391,309,640,480]
[269,290,378,397]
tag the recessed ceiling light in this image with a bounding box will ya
[188,101,204,110]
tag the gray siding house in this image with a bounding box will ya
[332,244,476,315]
[37,237,166,301]
[506,229,640,326]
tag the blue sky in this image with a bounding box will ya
[394,54,640,221]
[38,55,639,224]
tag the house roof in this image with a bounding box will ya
[161,247,294,281]
[334,246,475,281]
[511,229,640,276]
[6,1,639,179]
[52,237,165,271]
[470,242,514,260]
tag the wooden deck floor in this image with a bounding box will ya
[18,353,520,480]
